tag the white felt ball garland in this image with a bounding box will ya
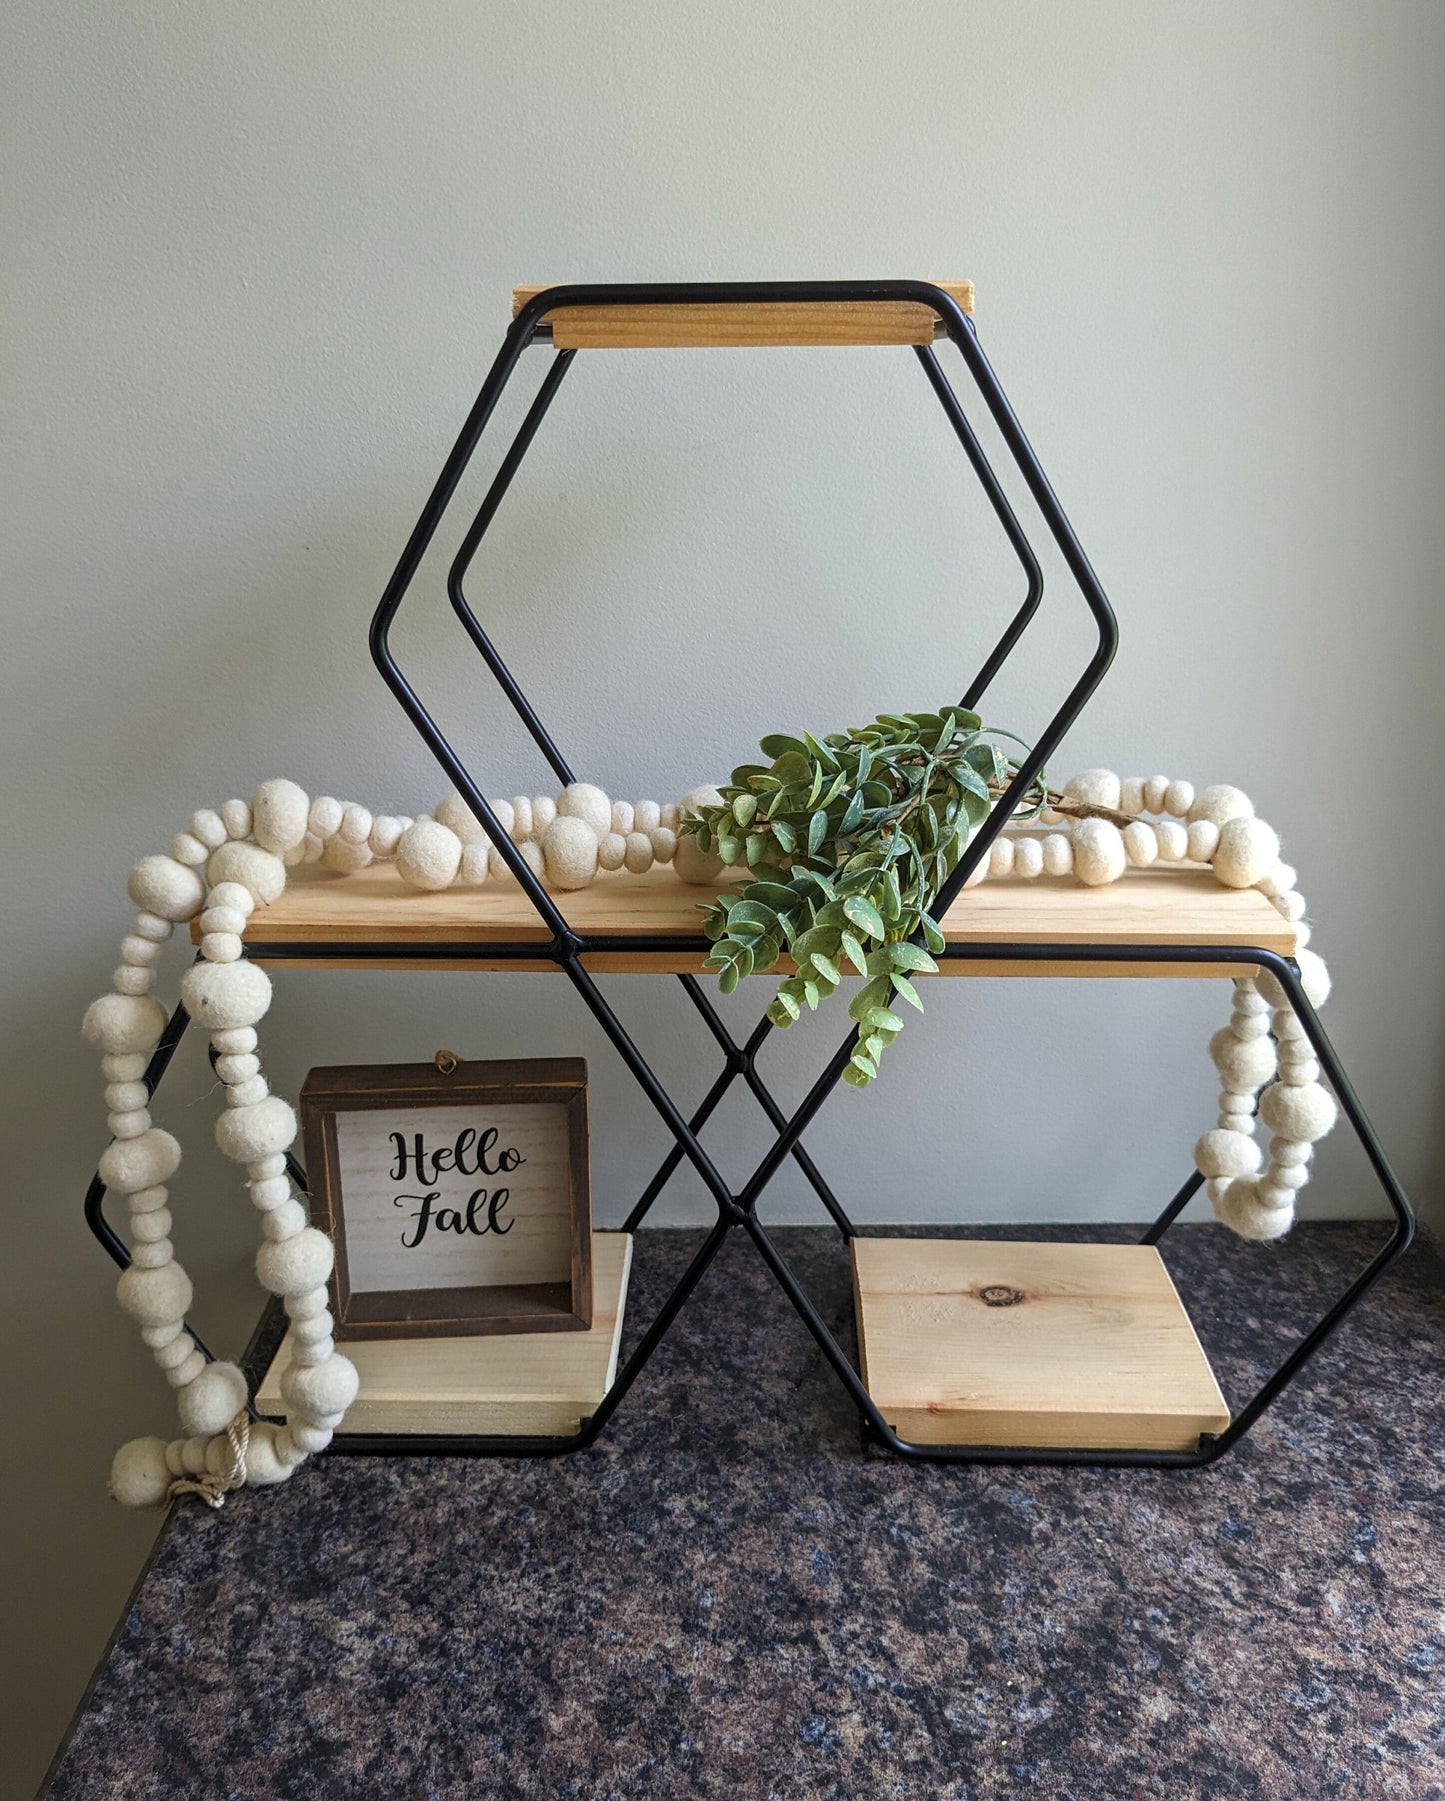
[1025,769,1333,1240]
[386,783,721,894]
[91,764,1332,1508]
[93,782,362,1509]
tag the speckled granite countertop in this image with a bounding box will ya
[42,1223,1445,1800]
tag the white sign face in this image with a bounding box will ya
[333,1100,574,1295]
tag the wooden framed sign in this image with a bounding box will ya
[300,1056,592,1340]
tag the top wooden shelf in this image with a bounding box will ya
[512,283,975,350]
[230,863,1297,978]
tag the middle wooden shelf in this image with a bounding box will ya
[227,861,1298,978]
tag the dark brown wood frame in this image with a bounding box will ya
[300,1056,592,1340]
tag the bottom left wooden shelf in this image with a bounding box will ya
[257,1231,633,1438]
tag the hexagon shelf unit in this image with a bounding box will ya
[87,284,1412,1463]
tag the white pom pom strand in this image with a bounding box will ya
[83,993,168,1055]
[127,856,206,922]
[432,791,487,844]
[181,960,273,1031]
[557,783,612,837]
[281,1354,359,1423]
[242,1421,297,1487]
[1154,821,1188,862]
[396,820,463,892]
[1185,820,1219,864]
[251,780,311,853]
[109,1437,174,1509]
[256,1226,333,1296]
[206,842,286,908]
[1214,1176,1294,1242]
[1194,1129,1264,1181]
[674,831,725,885]
[623,832,654,875]
[1062,770,1121,811]
[1208,1026,1277,1093]
[1258,1080,1338,1143]
[1187,785,1254,828]
[216,1096,298,1164]
[1072,819,1126,887]
[1122,821,1157,868]
[99,1129,182,1194]
[1212,817,1281,889]
[1014,838,1044,879]
[540,816,600,891]
[115,1259,193,1327]
[176,1360,250,1436]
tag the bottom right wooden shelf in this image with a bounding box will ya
[851,1237,1230,1452]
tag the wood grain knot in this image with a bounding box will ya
[977,1284,1026,1308]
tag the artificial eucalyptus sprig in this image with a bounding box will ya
[681,708,1045,1087]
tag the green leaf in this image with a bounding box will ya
[921,913,946,955]
[960,787,990,827]
[848,975,893,1020]
[888,942,939,974]
[843,895,885,939]
[759,733,808,760]
[807,810,828,858]
[839,931,868,975]
[891,973,925,1012]
[731,793,757,828]
[811,952,840,985]
[771,988,801,1023]
[770,751,811,784]
[746,881,797,910]
[771,820,796,854]
[803,730,840,770]
[842,1062,871,1089]
[794,867,837,902]
[821,770,848,809]
[865,1006,905,1034]
[850,1048,878,1080]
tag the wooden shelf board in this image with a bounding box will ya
[512,282,975,349]
[852,1237,1230,1452]
[257,1231,632,1438]
[231,861,1297,975]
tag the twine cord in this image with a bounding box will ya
[167,1409,250,1509]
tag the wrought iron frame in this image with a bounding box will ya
[85,283,1413,1466]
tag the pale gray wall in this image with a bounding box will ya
[5,2,1444,1791]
